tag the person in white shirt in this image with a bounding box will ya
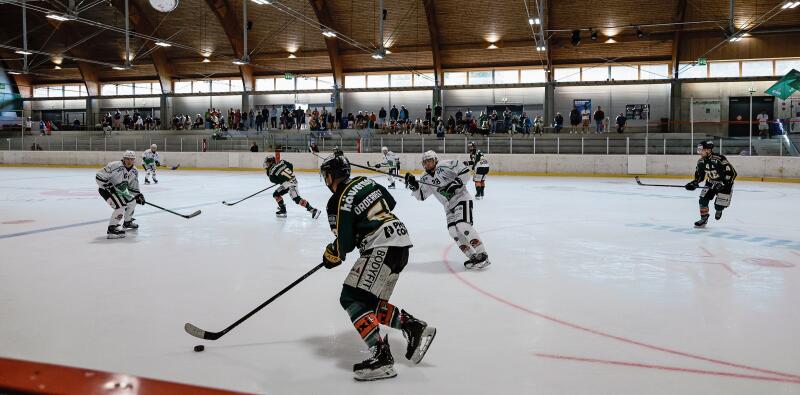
[756,110,769,139]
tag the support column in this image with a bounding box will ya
[433,86,442,109]
[670,80,682,133]
[86,97,99,129]
[544,82,555,127]
[160,94,172,129]
[242,91,253,112]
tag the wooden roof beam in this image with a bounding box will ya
[108,0,175,93]
[308,0,344,89]
[204,0,254,91]
[422,0,443,87]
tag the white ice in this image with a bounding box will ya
[1,167,799,394]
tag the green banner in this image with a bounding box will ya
[765,69,800,100]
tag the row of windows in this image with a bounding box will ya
[101,82,160,96]
[549,64,670,83]
[679,59,800,79]
[173,80,244,94]
[33,85,88,98]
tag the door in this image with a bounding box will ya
[728,96,774,137]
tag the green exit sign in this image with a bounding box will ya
[698,57,707,66]
[284,73,294,80]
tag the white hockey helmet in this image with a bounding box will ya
[122,150,136,159]
[263,154,276,168]
[421,150,438,164]
[150,144,157,150]
[381,146,389,154]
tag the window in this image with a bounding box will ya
[275,76,295,90]
[255,78,274,91]
[117,83,133,95]
[554,67,580,82]
[174,81,192,94]
[344,75,366,88]
[192,80,210,93]
[46,86,63,98]
[390,73,412,87]
[640,64,669,79]
[367,74,389,88]
[134,82,153,95]
[230,79,244,92]
[610,65,638,81]
[776,59,800,76]
[709,61,739,78]
[494,70,519,84]
[33,87,49,98]
[317,75,334,89]
[414,73,435,87]
[678,62,707,79]
[741,60,773,77]
[444,72,467,86]
[297,76,317,90]
[520,69,546,83]
[63,85,82,97]
[582,66,608,81]
[468,71,492,85]
[210,80,230,93]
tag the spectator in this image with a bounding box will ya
[249,109,255,129]
[425,105,432,124]
[479,111,487,130]
[757,110,769,139]
[615,112,626,134]
[520,112,530,134]
[270,106,278,129]
[399,106,409,122]
[72,118,81,130]
[569,106,580,134]
[533,115,544,134]
[503,107,512,133]
[194,114,203,129]
[378,106,387,129]
[235,109,242,130]
[335,107,343,127]
[489,110,498,134]
[554,112,564,134]
[436,121,445,138]
[447,115,456,134]
[256,112,264,132]
[369,112,377,129]
[205,108,211,129]
[593,106,605,133]
[389,105,399,122]
[523,114,533,135]
[250,141,259,152]
[455,108,463,130]
[580,106,590,133]
[309,141,319,153]
[434,104,442,122]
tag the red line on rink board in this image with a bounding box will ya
[440,243,800,381]
[534,353,800,384]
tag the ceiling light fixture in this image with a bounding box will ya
[232,59,247,65]
[112,66,126,70]
[781,1,800,8]
[46,14,75,21]
[528,17,540,25]
[372,47,387,59]
[251,0,272,4]
[322,30,337,38]
[155,41,171,47]
[54,65,62,70]
[605,38,617,44]
[202,57,210,63]
[8,71,21,75]
[536,45,546,52]
[15,50,33,55]
[487,43,498,49]
[288,53,297,59]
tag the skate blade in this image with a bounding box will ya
[694,223,707,228]
[353,365,397,382]
[411,327,437,364]
[276,214,287,218]
[464,259,491,270]
[107,233,126,239]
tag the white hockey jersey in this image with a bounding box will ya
[95,161,140,200]
[412,159,472,210]
[379,151,400,169]
[142,149,161,167]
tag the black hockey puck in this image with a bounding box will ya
[194,345,205,352]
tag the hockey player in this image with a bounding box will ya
[465,142,489,199]
[142,144,161,184]
[405,150,491,269]
[263,154,320,219]
[373,146,400,189]
[320,154,436,381]
[95,150,145,239]
[685,140,737,228]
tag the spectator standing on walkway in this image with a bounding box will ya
[390,105,399,122]
[554,112,564,134]
[569,106,580,134]
[615,113,626,134]
[489,110,498,134]
[593,106,605,133]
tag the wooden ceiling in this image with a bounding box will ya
[1,0,799,88]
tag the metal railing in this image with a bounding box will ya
[3,133,798,156]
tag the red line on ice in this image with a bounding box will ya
[440,243,800,381]
[535,353,800,384]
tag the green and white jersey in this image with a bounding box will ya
[469,150,489,170]
[266,160,295,185]
[326,176,412,261]
[95,160,140,200]
[379,151,400,169]
[413,159,472,209]
[142,149,161,166]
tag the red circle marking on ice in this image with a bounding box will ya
[1,220,35,224]
[744,258,795,268]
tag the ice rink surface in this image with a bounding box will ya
[1,167,799,394]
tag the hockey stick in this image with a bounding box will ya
[634,176,709,189]
[184,262,325,340]
[146,201,202,218]
[222,184,278,206]
[310,150,437,187]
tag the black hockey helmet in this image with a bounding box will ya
[320,154,351,184]
[263,154,277,168]
[697,140,714,150]
[333,146,344,157]
[468,141,476,152]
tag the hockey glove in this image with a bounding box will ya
[375,163,382,169]
[322,243,342,269]
[438,178,463,199]
[135,194,146,205]
[711,182,725,192]
[405,173,420,191]
[685,181,699,191]
[156,161,161,167]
